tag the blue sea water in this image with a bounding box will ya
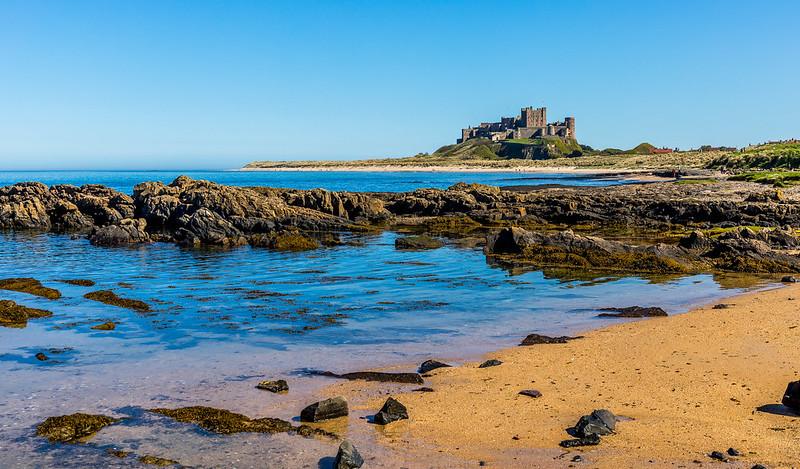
[0,171,774,468]
[0,169,630,194]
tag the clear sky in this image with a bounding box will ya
[0,0,798,170]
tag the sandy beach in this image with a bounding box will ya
[323,283,800,468]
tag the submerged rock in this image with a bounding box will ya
[0,300,52,328]
[334,440,364,469]
[256,379,289,393]
[300,397,348,422]
[781,381,800,413]
[35,352,48,361]
[0,277,61,299]
[249,231,320,251]
[374,397,408,425]
[90,321,116,331]
[574,409,616,438]
[150,406,293,434]
[58,279,96,287]
[418,360,451,374]
[520,333,578,346]
[395,235,444,250]
[35,413,119,443]
[84,290,151,312]
[312,370,424,384]
[597,306,668,318]
[478,359,503,368]
[138,455,179,467]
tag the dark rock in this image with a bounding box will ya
[256,379,288,393]
[709,450,727,461]
[312,370,424,384]
[249,231,319,251]
[35,352,49,361]
[374,397,408,425]
[782,275,798,283]
[751,465,768,469]
[0,300,52,328]
[418,359,451,374]
[35,413,119,443]
[727,447,741,456]
[712,303,733,309]
[0,278,61,299]
[150,406,293,434]
[412,387,434,392]
[300,396,348,422]
[478,359,503,368]
[90,321,116,331]
[84,290,151,312]
[571,455,584,462]
[395,235,444,250]
[518,389,542,398]
[573,409,616,437]
[333,440,364,469]
[520,333,577,346]
[597,306,668,318]
[58,279,96,287]
[90,218,150,246]
[559,434,601,448]
[781,381,800,413]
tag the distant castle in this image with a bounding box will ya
[457,106,575,144]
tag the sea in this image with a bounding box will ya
[0,170,775,468]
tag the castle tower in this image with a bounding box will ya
[565,117,575,138]
[520,106,546,128]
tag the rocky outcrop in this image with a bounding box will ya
[36,413,119,443]
[0,300,52,328]
[0,278,61,299]
[90,218,150,246]
[300,397,349,422]
[782,381,800,413]
[312,370,424,384]
[598,306,668,318]
[275,188,390,223]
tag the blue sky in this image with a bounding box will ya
[0,0,798,170]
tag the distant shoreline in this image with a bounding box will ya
[240,165,655,175]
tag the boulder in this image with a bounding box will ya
[36,413,119,443]
[374,397,408,425]
[478,359,503,368]
[418,360,451,374]
[300,396,348,422]
[256,379,289,393]
[573,409,616,438]
[90,218,150,246]
[781,381,800,413]
[334,440,364,469]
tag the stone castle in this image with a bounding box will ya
[457,106,575,144]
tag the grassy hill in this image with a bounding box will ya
[707,141,800,170]
[419,136,584,161]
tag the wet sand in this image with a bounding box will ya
[327,284,800,468]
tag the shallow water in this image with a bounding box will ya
[0,228,775,468]
[0,169,631,194]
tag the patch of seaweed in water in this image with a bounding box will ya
[58,279,96,287]
[84,290,151,312]
[0,278,61,299]
[35,413,119,443]
[0,300,53,328]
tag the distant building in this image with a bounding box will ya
[458,106,575,144]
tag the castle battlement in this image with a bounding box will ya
[458,106,575,144]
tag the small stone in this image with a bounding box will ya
[256,379,289,393]
[518,389,542,398]
[520,333,577,346]
[709,451,727,461]
[727,447,741,456]
[300,396,348,422]
[571,455,584,462]
[35,352,49,361]
[412,387,434,392]
[334,440,364,469]
[559,434,601,448]
[574,409,616,437]
[712,303,733,309]
[781,381,800,413]
[418,359,451,374]
[374,397,408,425]
[90,321,116,331]
[781,275,798,283]
[478,359,503,368]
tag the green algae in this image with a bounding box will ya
[149,406,293,435]
[139,455,179,467]
[84,290,151,312]
[0,300,52,328]
[0,278,61,299]
[35,413,119,443]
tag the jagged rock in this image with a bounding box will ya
[256,379,288,393]
[395,235,444,250]
[90,218,150,246]
[597,306,668,318]
[84,290,151,312]
[418,360,451,374]
[478,359,503,368]
[0,278,61,299]
[781,381,800,413]
[300,396,348,422]
[574,409,616,437]
[520,333,577,346]
[35,413,119,443]
[150,406,293,434]
[334,440,364,469]
[175,208,246,246]
[374,397,408,425]
[0,300,52,328]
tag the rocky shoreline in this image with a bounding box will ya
[3,175,800,276]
